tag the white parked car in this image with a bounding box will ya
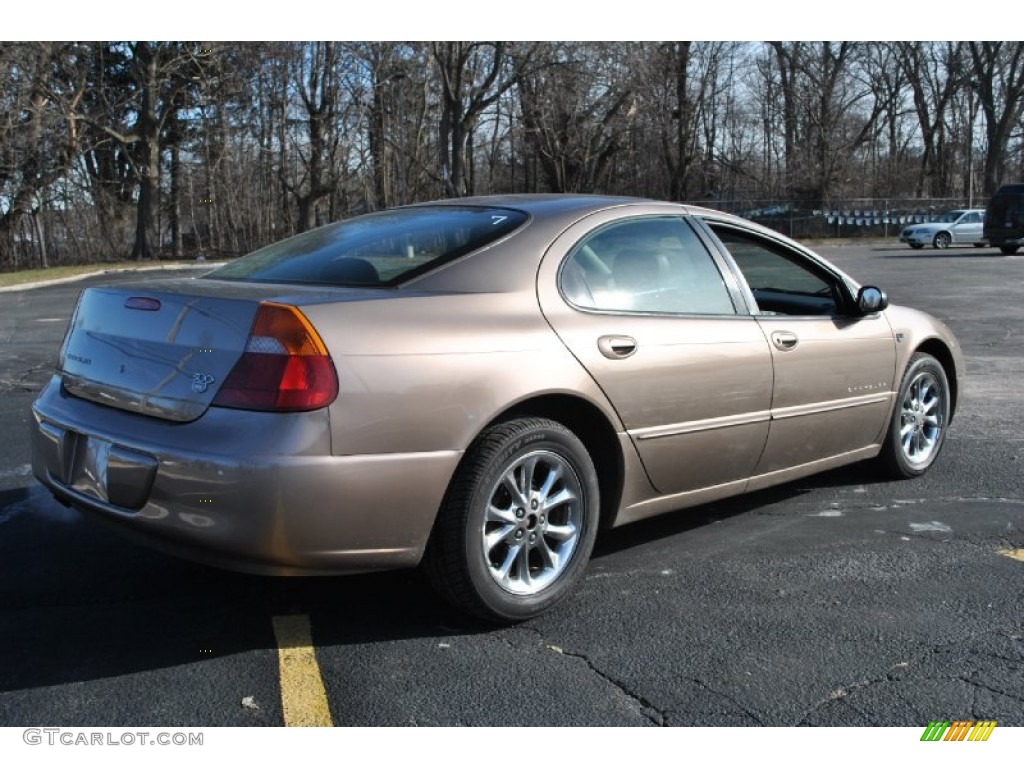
[899,209,986,250]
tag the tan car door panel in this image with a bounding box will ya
[753,314,896,474]
[536,210,774,496]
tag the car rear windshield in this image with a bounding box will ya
[207,206,528,287]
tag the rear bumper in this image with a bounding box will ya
[986,234,1023,246]
[30,376,459,575]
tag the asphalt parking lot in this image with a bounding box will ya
[0,243,1021,727]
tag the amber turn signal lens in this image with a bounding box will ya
[212,303,338,411]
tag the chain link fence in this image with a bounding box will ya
[687,198,987,240]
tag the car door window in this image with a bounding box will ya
[708,224,849,316]
[560,217,737,315]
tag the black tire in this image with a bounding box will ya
[973,242,986,248]
[425,417,599,623]
[878,353,950,479]
[999,245,1019,255]
[909,243,924,250]
[933,231,951,249]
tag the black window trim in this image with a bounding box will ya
[692,215,860,318]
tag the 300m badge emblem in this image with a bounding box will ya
[191,373,215,394]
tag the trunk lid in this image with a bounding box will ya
[60,283,261,422]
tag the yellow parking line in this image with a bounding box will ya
[998,547,1024,562]
[271,614,334,727]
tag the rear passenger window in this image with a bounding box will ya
[559,217,736,315]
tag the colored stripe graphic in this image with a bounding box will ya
[921,719,996,742]
[921,721,950,741]
[968,721,997,741]
[945,721,972,741]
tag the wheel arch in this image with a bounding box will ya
[914,338,959,419]
[479,393,625,532]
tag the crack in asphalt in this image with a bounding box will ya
[957,675,1024,706]
[687,677,765,725]
[503,628,665,726]
[794,631,1024,725]
[794,662,910,725]
[0,363,50,395]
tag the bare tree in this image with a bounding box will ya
[514,42,634,194]
[968,42,1024,195]
[0,43,84,267]
[431,42,520,197]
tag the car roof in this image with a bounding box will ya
[411,193,766,233]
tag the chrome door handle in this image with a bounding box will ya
[771,331,799,351]
[597,335,637,359]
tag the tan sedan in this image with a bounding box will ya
[31,196,964,622]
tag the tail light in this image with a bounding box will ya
[57,294,84,371]
[212,302,338,411]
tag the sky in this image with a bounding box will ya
[4,2,973,42]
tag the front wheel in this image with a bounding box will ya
[909,243,924,250]
[878,353,950,478]
[933,232,951,249]
[1000,245,1019,255]
[425,417,599,623]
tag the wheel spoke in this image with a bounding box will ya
[500,473,530,509]
[520,454,539,493]
[537,462,563,501]
[542,486,575,512]
[486,503,517,525]
[513,544,532,587]
[535,537,560,570]
[493,543,522,583]
[545,522,577,542]
[484,524,517,553]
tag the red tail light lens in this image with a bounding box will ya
[212,302,338,411]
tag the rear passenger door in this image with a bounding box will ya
[537,211,774,497]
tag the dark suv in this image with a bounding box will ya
[983,184,1024,255]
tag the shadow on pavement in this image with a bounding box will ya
[0,458,898,693]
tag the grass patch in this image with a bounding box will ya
[0,261,209,288]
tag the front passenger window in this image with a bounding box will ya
[709,224,847,316]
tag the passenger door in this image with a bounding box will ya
[537,211,774,497]
[951,211,983,244]
[701,220,897,480]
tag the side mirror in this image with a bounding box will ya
[857,285,888,314]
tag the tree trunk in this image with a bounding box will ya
[131,43,161,261]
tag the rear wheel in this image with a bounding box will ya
[1000,245,1019,255]
[933,232,951,249]
[878,353,950,478]
[425,417,599,623]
